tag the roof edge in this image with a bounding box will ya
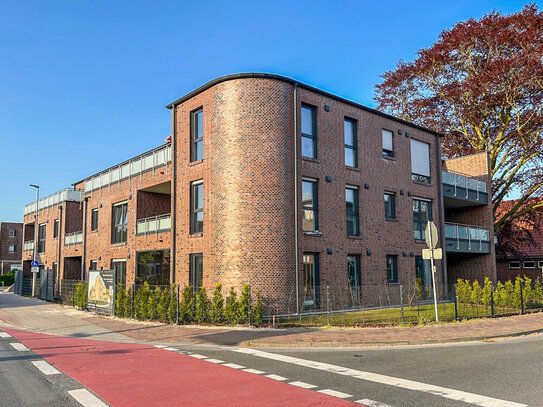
[165,72,445,138]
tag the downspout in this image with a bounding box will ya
[81,197,88,281]
[435,136,446,291]
[293,83,300,314]
[57,205,63,297]
[171,106,177,284]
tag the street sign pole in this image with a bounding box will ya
[30,185,40,298]
[425,221,439,322]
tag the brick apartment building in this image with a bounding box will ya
[0,222,22,274]
[21,73,496,312]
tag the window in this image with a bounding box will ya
[303,253,319,308]
[191,181,203,234]
[136,250,170,285]
[8,245,15,252]
[348,255,361,300]
[38,223,46,253]
[302,179,318,232]
[413,198,432,240]
[52,219,59,238]
[384,192,396,219]
[91,209,99,231]
[189,253,203,292]
[112,259,127,286]
[112,202,128,244]
[539,261,543,269]
[415,256,432,299]
[509,261,520,269]
[344,118,357,167]
[191,108,204,162]
[523,261,536,269]
[382,129,394,157]
[8,229,15,237]
[346,186,359,236]
[410,139,431,183]
[301,105,317,159]
[386,255,398,283]
[89,260,97,271]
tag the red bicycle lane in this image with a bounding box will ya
[4,327,361,407]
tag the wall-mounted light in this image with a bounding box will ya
[366,249,372,256]
[326,176,332,182]
[327,248,333,255]
[324,105,330,112]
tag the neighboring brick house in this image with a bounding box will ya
[21,73,496,312]
[0,222,23,274]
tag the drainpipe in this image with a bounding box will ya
[293,82,300,314]
[171,106,177,284]
[57,205,63,296]
[81,197,88,281]
[436,137,446,292]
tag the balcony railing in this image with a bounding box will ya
[23,240,35,251]
[83,144,171,194]
[443,171,487,193]
[24,188,83,216]
[444,223,490,253]
[136,214,171,235]
[64,231,83,246]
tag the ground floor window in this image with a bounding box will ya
[386,255,398,283]
[189,253,203,292]
[112,259,127,286]
[415,256,432,299]
[348,255,361,302]
[136,250,170,286]
[303,253,319,308]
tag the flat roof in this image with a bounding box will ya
[165,72,444,138]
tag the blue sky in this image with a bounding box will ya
[0,0,538,221]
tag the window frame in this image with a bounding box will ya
[8,229,15,237]
[509,261,521,270]
[38,223,46,254]
[111,258,127,286]
[91,208,99,231]
[190,253,203,293]
[8,244,15,252]
[384,192,396,220]
[413,198,432,241]
[190,180,204,235]
[348,254,361,299]
[344,117,358,168]
[53,219,59,239]
[190,108,204,162]
[386,255,398,283]
[523,261,536,269]
[346,185,360,236]
[382,129,394,157]
[302,178,318,232]
[303,252,320,309]
[301,104,317,159]
[538,261,543,269]
[111,201,128,244]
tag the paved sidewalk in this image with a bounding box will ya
[2,293,543,347]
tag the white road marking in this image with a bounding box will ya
[206,358,224,364]
[289,381,317,389]
[10,342,29,351]
[188,354,208,359]
[266,374,288,381]
[163,347,177,351]
[355,399,395,407]
[32,360,61,375]
[223,363,245,369]
[318,389,353,399]
[67,389,108,407]
[243,368,265,374]
[232,348,527,407]
[0,332,12,338]
[154,344,166,348]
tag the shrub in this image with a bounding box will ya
[168,284,178,324]
[482,277,492,308]
[210,284,225,324]
[456,279,471,304]
[225,287,241,325]
[115,284,127,317]
[534,277,543,304]
[252,290,263,326]
[503,280,515,308]
[179,286,195,324]
[494,281,505,307]
[134,282,151,319]
[239,284,251,324]
[157,286,171,322]
[471,280,482,305]
[195,286,210,323]
[147,287,161,321]
[74,281,88,309]
[0,269,16,286]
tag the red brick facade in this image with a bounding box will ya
[0,222,22,274]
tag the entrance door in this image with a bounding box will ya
[303,253,319,309]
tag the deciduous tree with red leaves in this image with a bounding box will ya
[375,5,543,237]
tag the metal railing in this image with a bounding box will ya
[442,170,487,197]
[444,222,490,251]
[64,231,83,246]
[23,240,34,251]
[136,214,171,235]
[83,144,171,193]
[24,188,83,216]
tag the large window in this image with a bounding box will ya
[301,105,317,159]
[191,108,204,162]
[346,186,359,236]
[53,219,59,238]
[191,180,203,234]
[413,198,432,240]
[386,255,398,283]
[344,118,357,168]
[382,129,394,157]
[112,202,128,244]
[415,256,432,299]
[112,259,127,286]
[348,255,361,300]
[410,139,431,183]
[136,249,170,285]
[190,253,203,293]
[38,223,46,253]
[384,192,396,219]
[302,179,318,232]
[91,209,99,231]
[303,253,319,308]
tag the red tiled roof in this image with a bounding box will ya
[498,199,543,256]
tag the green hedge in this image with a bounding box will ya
[0,270,16,286]
[74,282,88,309]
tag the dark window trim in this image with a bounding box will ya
[301,104,317,159]
[53,219,59,238]
[387,255,398,283]
[302,178,318,232]
[382,128,394,157]
[508,261,521,269]
[111,201,128,244]
[91,208,99,231]
[190,253,203,293]
[38,223,46,254]
[413,198,432,241]
[346,186,360,236]
[344,117,358,168]
[190,180,204,234]
[384,192,396,220]
[190,107,204,162]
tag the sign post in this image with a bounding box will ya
[424,221,440,322]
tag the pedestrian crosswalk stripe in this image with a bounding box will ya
[318,389,352,399]
[68,389,108,407]
[0,332,12,338]
[206,358,224,364]
[355,399,394,407]
[32,360,61,375]
[187,354,208,359]
[223,363,245,369]
[10,342,29,351]
[265,374,288,381]
[289,381,317,389]
[243,368,265,374]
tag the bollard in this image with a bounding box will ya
[400,285,404,324]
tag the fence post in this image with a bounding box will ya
[131,283,135,318]
[248,285,252,326]
[453,284,458,321]
[326,285,330,326]
[490,285,495,318]
[520,281,525,315]
[176,285,180,325]
[400,285,404,324]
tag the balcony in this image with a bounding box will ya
[442,171,488,207]
[136,214,171,236]
[23,240,34,251]
[24,188,83,216]
[444,223,491,254]
[65,231,83,246]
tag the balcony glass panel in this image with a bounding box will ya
[445,224,457,238]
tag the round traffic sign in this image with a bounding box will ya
[31,260,39,267]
